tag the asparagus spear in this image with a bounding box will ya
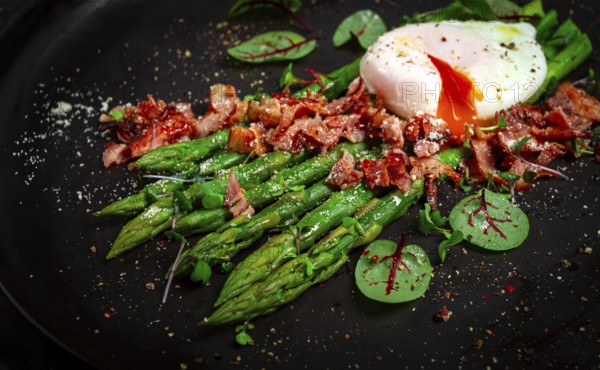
[106,150,308,259]
[172,141,369,236]
[173,179,334,276]
[94,151,248,217]
[213,181,376,306]
[205,179,424,325]
[132,129,231,173]
[530,20,592,102]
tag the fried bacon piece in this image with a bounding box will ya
[100,95,198,167]
[227,124,269,155]
[223,172,255,217]
[546,81,600,130]
[194,84,245,137]
[361,152,411,192]
[326,148,363,189]
[102,142,130,168]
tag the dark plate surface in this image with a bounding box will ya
[0,0,599,369]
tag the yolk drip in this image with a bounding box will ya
[428,54,483,136]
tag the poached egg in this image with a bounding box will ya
[360,21,547,135]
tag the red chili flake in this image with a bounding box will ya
[483,295,490,301]
[506,285,515,293]
[362,251,369,256]
[441,37,447,42]
[104,310,114,319]
[372,255,379,261]
[319,283,325,287]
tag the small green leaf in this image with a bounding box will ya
[109,108,124,121]
[333,10,387,49]
[145,187,159,202]
[173,190,192,212]
[449,189,529,251]
[438,230,464,262]
[228,31,317,64]
[459,176,472,192]
[190,260,212,283]
[279,63,305,88]
[305,258,314,276]
[243,89,267,101]
[234,322,255,346]
[499,172,519,184]
[430,210,447,228]
[199,182,226,194]
[355,239,432,303]
[235,331,254,346]
[523,170,537,184]
[202,193,224,209]
[417,204,447,234]
[164,230,187,245]
[513,136,531,155]
[497,115,508,129]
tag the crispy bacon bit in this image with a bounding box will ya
[409,157,462,187]
[102,142,130,168]
[100,96,198,166]
[424,173,439,210]
[326,149,363,189]
[224,172,255,217]
[470,138,499,180]
[227,123,269,155]
[247,96,282,127]
[194,84,241,137]
[361,153,410,192]
[499,103,544,128]
[227,126,256,154]
[546,81,600,129]
[321,77,366,116]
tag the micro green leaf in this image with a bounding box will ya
[202,193,225,209]
[228,31,317,64]
[279,63,299,88]
[459,176,472,192]
[513,135,531,155]
[449,189,529,251]
[164,230,187,245]
[355,238,432,303]
[333,10,387,49]
[497,114,508,129]
[190,260,212,283]
[305,257,314,276]
[438,230,464,263]
[417,203,447,234]
[109,108,124,121]
[234,323,255,346]
[173,190,193,212]
[145,186,159,202]
[523,170,537,184]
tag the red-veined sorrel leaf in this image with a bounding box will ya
[332,10,386,49]
[228,31,317,63]
[449,189,529,251]
[228,0,309,31]
[355,238,432,303]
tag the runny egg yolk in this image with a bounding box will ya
[427,54,485,135]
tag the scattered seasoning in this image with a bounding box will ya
[473,338,484,349]
[89,245,96,253]
[505,284,515,293]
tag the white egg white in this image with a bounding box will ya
[360,21,547,124]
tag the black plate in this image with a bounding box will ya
[1,0,599,369]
